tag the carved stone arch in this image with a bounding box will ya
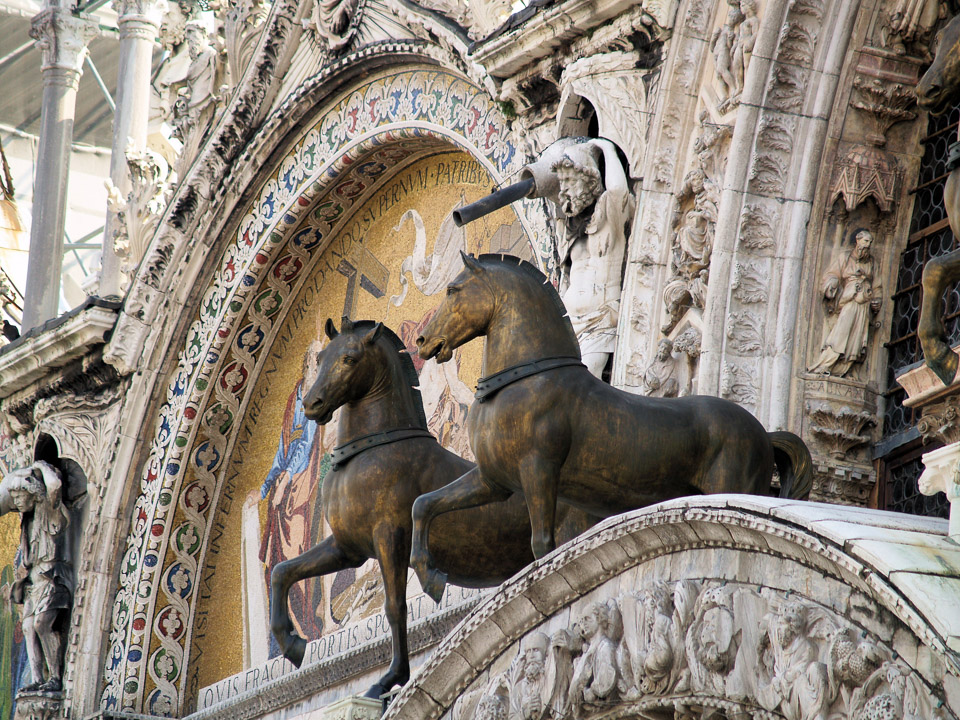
[384,497,959,720]
[100,58,544,716]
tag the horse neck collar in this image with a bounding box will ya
[331,427,435,470]
[475,355,584,402]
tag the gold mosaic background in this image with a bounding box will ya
[189,151,530,694]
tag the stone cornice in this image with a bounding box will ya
[0,300,120,400]
[468,0,641,78]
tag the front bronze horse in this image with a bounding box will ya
[916,12,960,384]
[410,253,813,603]
[269,318,593,698]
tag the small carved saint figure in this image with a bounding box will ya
[733,0,760,94]
[569,600,621,717]
[0,461,72,694]
[553,139,635,379]
[809,229,882,377]
[642,338,680,398]
[712,3,743,103]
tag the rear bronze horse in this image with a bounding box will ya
[411,253,813,602]
[915,12,960,384]
[269,317,593,698]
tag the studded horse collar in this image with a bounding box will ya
[474,355,585,402]
[331,427,435,470]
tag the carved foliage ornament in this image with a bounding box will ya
[450,581,947,720]
[806,401,878,460]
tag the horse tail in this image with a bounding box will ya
[769,431,813,500]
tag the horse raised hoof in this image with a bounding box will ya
[420,567,448,605]
[279,632,307,668]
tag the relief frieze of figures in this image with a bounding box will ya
[449,580,949,720]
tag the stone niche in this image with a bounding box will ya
[384,496,960,720]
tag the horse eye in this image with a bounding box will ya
[343,356,357,366]
[446,286,459,296]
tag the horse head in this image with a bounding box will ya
[416,251,495,364]
[917,14,960,115]
[304,317,384,424]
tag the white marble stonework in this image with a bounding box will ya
[919,443,960,540]
[382,496,960,720]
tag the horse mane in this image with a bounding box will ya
[477,254,577,342]
[350,320,428,428]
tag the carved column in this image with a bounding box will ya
[21,9,99,331]
[99,0,167,299]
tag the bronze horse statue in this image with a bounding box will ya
[410,253,813,602]
[916,12,960,384]
[269,317,593,697]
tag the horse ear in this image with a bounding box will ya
[324,318,339,339]
[341,316,354,333]
[460,250,484,274]
[361,322,384,345]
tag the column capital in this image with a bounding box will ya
[29,9,100,76]
[112,0,168,36]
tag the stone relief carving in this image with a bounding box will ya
[553,139,636,378]
[0,461,74,694]
[302,0,364,52]
[878,0,943,59]
[850,76,917,148]
[750,153,788,195]
[739,203,775,250]
[916,395,960,446]
[447,582,947,720]
[769,63,806,113]
[640,339,680,398]
[830,145,902,216]
[661,118,729,334]
[726,310,762,355]
[720,361,758,406]
[808,229,882,377]
[559,52,647,180]
[712,0,760,110]
[806,402,878,460]
[105,145,173,282]
[223,0,269,83]
[731,261,768,304]
[779,20,817,65]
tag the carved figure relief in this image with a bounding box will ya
[661,117,729,334]
[879,0,944,59]
[712,0,760,110]
[446,582,948,720]
[808,229,882,377]
[304,0,363,52]
[640,339,680,398]
[0,461,73,694]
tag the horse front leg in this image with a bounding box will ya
[920,249,960,385]
[270,535,359,667]
[410,467,512,603]
[518,453,561,559]
[366,525,411,699]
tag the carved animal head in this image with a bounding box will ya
[416,252,496,364]
[303,317,385,424]
[917,14,960,115]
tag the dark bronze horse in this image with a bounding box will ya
[269,318,592,697]
[410,253,813,602]
[916,13,960,384]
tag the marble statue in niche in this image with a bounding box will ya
[808,229,882,377]
[0,461,73,694]
[554,140,635,378]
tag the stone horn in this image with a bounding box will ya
[452,137,589,226]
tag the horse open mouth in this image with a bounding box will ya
[306,403,335,425]
[418,336,452,363]
[918,86,953,116]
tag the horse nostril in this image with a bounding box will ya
[415,336,425,347]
